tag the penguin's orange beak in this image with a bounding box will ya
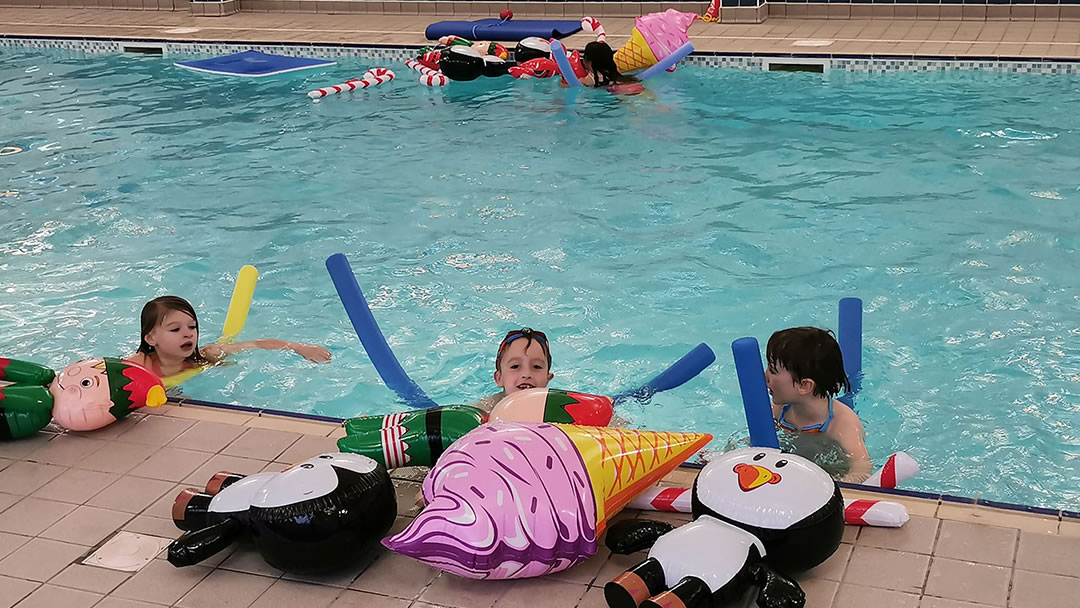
[733,463,782,492]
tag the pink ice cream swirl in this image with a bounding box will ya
[382,422,598,580]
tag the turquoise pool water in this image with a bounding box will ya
[2,48,1079,509]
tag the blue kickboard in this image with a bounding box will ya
[425,19,582,42]
[174,50,335,77]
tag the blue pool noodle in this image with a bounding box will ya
[732,337,780,449]
[637,42,695,80]
[612,343,716,403]
[326,253,439,409]
[837,297,863,405]
[550,40,582,88]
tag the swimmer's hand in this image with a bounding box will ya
[290,342,331,363]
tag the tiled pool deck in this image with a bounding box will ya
[0,402,1078,608]
[1,7,1080,60]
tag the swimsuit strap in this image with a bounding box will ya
[776,404,798,432]
[777,401,834,433]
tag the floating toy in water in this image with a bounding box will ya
[0,146,23,156]
[438,46,511,81]
[437,35,509,60]
[0,357,166,440]
[613,10,697,75]
[508,57,558,79]
[604,447,844,608]
[168,452,396,573]
[514,37,551,63]
[384,422,712,580]
[863,451,919,489]
[307,68,395,99]
[336,388,615,469]
[405,59,449,87]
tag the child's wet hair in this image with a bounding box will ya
[766,327,850,398]
[138,295,208,365]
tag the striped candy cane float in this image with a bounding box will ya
[307,68,395,99]
[580,16,607,44]
[405,59,449,86]
[627,452,920,528]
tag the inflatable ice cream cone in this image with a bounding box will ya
[614,10,698,73]
[614,30,659,74]
[383,422,711,579]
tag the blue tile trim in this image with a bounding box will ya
[1062,510,1080,520]
[170,396,347,425]
[940,494,978,504]
[976,497,1063,518]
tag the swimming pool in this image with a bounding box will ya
[2,47,1078,509]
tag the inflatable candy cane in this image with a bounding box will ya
[580,16,607,44]
[405,60,449,86]
[628,486,910,527]
[405,59,439,76]
[307,69,395,99]
[863,452,920,489]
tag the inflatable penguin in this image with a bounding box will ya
[438,46,511,81]
[513,37,551,63]
[604,448,844,608]
[168,453,396,573]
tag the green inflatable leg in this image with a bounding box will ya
[0,385,54,440]
[0,358,55,386]
[338,405,487,469]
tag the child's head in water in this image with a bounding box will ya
[765,327,849,406]
[137,296,208,366]
[581,41,624,85]
[494,328,553,394]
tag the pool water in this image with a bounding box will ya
[2,48,1079,509]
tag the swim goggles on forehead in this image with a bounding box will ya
[495,328,548,363]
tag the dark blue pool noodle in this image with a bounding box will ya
[838,297,863,406]
[612,343,715,403]
[326,253,438,409]
[732,337,780,449]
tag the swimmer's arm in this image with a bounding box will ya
[831,409,872,483]
[202,340,331,363]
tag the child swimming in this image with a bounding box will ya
[473,327,554,413]
[765,326,872,483]
[126,295,330,380]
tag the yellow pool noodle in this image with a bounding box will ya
[160,265,258,389]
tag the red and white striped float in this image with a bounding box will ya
[406,59,449,87]
[306,68,395,99]
[863,451,920,489]
[580,16,607,44]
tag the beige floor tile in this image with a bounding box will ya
[243,415,339,437]
[1015,531,1080,578]
[114,415,194,446]
[0,433,55,460]
[222,428,302,461]
[493,578,588,608]
[26,435,110,467]
[936,504,1058,535]
[833,583,920,608]
[842,525,859,544]
[1009,569,1080,608]
[260,462,291,473]
[0,537,88,582]
[329,590,410,608]
[175,568,276,608]
[167,420,247,453]
[418,572,515,608]
[327,427,347,440]
[183,454,270,485]
[993,42,1028,56]
[95,598,177,608]
[14,584,101,608]
[0,497,77,536]
[275,434,340,464]
[87,475,176,514]
[218,543,286,578]
[1059,519,1080,538]
[576,585,608,608]
[0,461,67,495]
[69,415,145,441]
[165,404,255,426]
[0,575,39,608]
[924,557,1008,606]
[594,549,649,588]
[859,515,939,554]
[798,542,852,582]
[39,505,132,546]
[250,579,342,608]
[281,552,375,588]
[75,441,158,475]
[801,578,840,608]
[0,493,21,515]
[843,545,930,594]
[49,563,131,594]
[120,514,178,539]
[141,483,186,520]
[0,458,11,473]
[919,598,998,608]
[349,548,438,599]
[933,520,1016,567]
[0,532,30,561]
[111,559,212,605]
[128,447,212,482]
[545,549,609,586]
[30,468,119,505]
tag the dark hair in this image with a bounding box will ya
[138,296,208,365]
[582,41,635,87]
[766,327,850,399]
[495,328,552,370]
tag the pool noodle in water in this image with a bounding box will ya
[550,40,582,88]
[161,265,259,389]
[326,254,713,409]
[635,41,694,80]
[837,297,862,406]
[732,337,780,449]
